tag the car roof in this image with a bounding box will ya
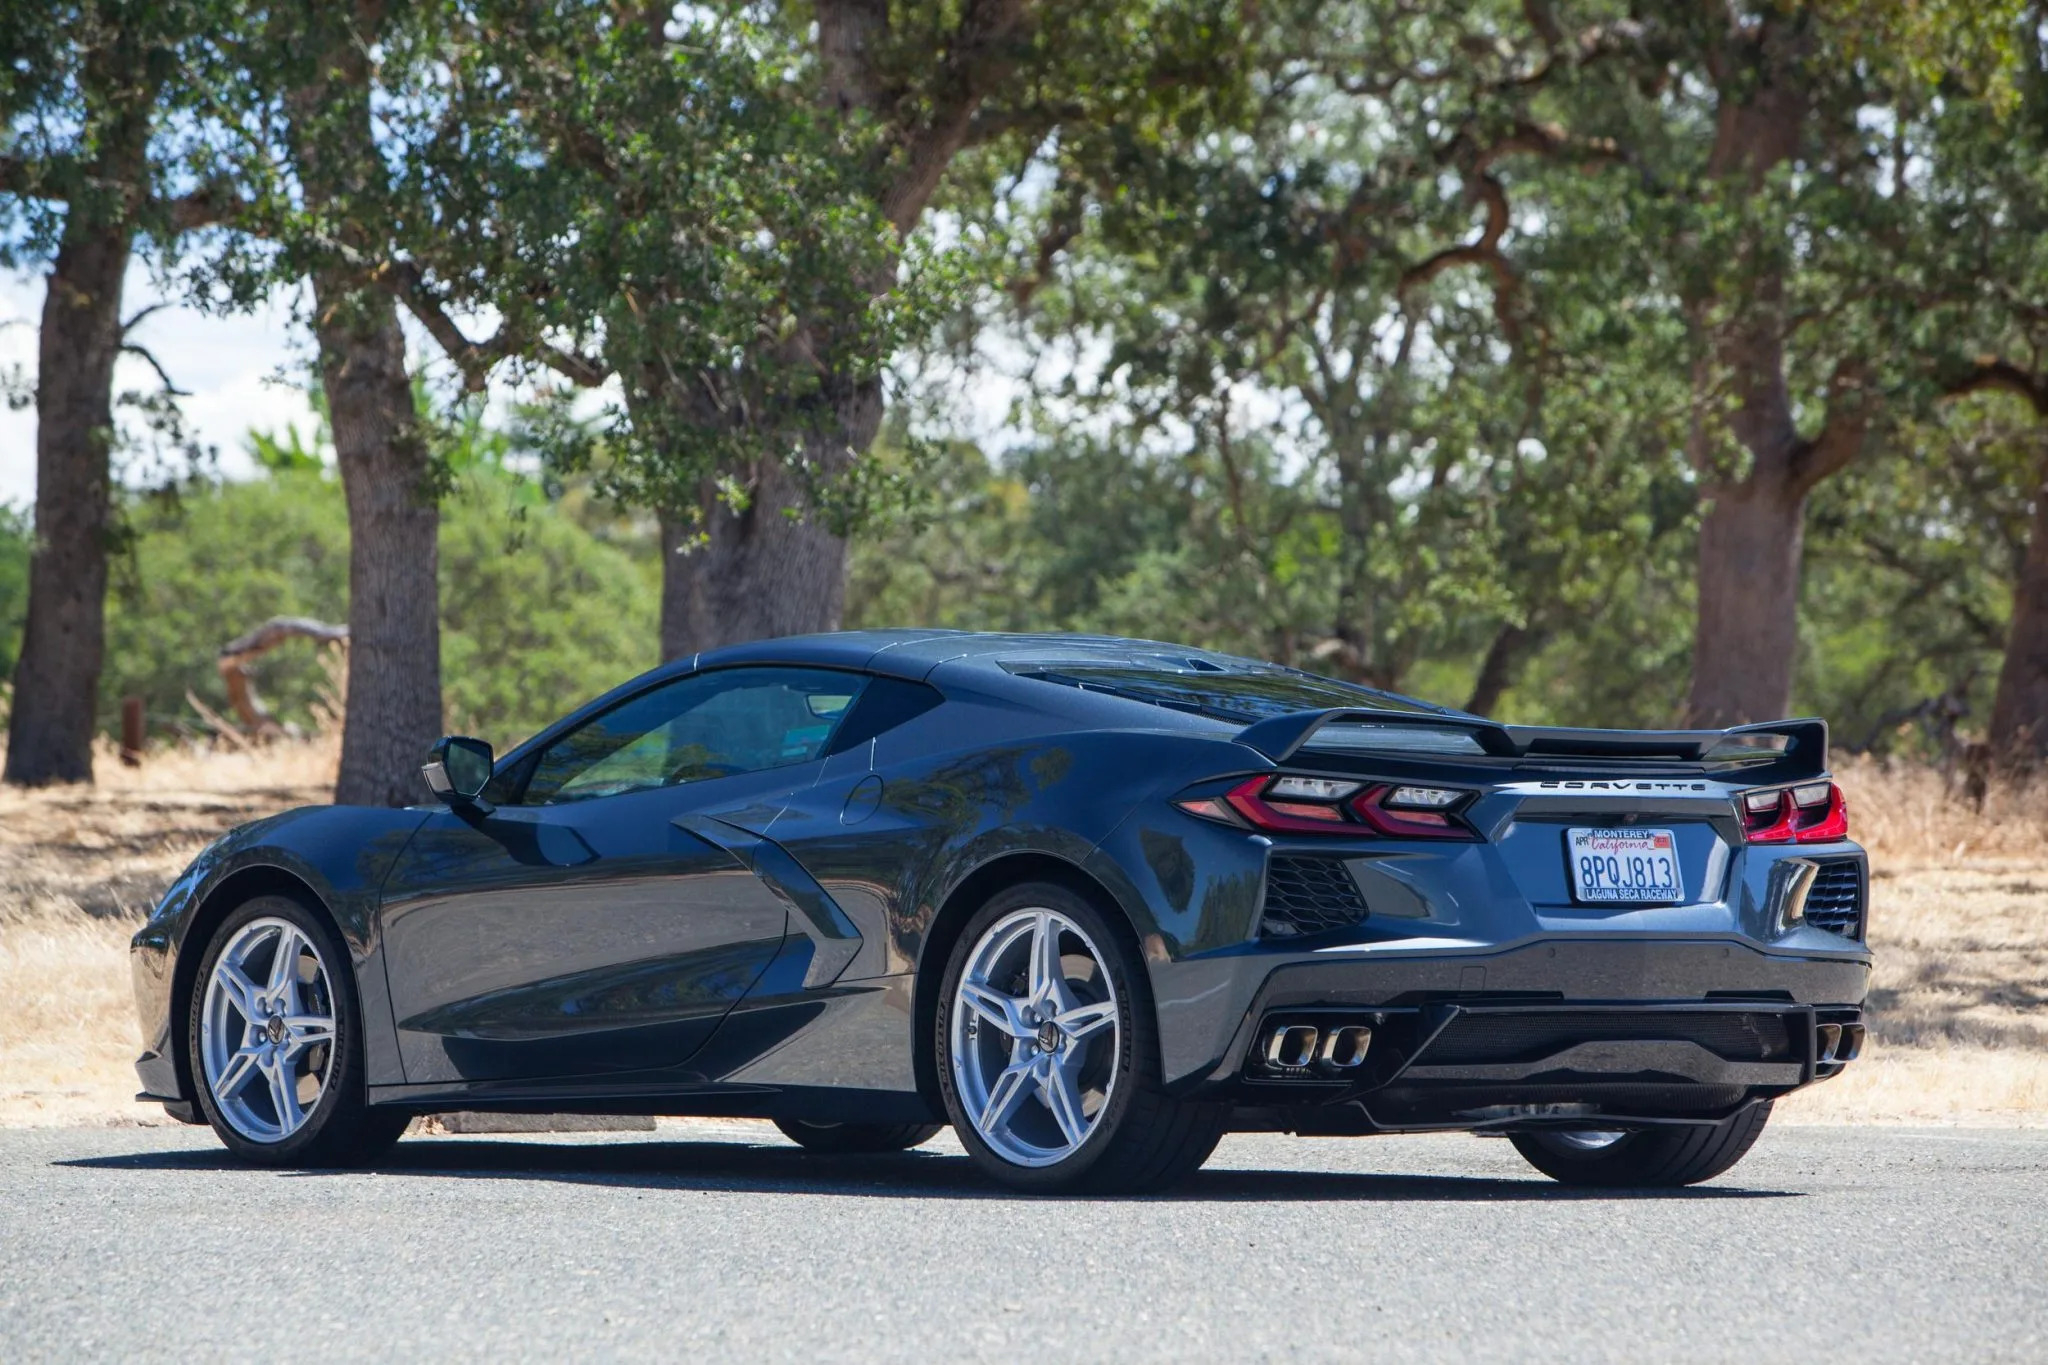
[497,629,1456,773]
[688,629,1272,681]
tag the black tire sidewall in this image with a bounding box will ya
[934,882,1151,1192]
[1510,1102,1773,1187]
[186,893,382,1166]
[772,1118,942,1153]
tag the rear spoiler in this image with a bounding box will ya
[1234,709,1829,781]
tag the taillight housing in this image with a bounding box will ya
[1741,781,1848,844]
[1177,776,1477,840]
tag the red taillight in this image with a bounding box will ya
[1211,776,1474,839]
[1741,782,1849,844]
[1351,785,1460,837]
[1224,777,1356,833]
[1793,783,1849,842]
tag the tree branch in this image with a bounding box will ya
[379,260,608,392]
[1396,121,1626,347]
[875,0,1037,234]
[1789,362,1877,494]
[120,343,190,396]
[162,182,242,232]
[121,302,172,335]
[1945,357,2048,417]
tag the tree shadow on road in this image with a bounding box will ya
[60,1136,1801,1204]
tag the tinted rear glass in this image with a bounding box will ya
[1013,665,1447,722]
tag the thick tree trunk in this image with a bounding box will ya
[1330,439,1379,684]
[1463,622,1534,718]
[287,4,443,807]
[1687,474,1807,727]
[1989,453,2048,764]
[3,26,153,787]
[656,380,882,660]
[309,278,443,806]
[1682,17,1852,728]
[3,224,134,785]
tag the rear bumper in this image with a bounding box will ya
[1163,935,1869,1128]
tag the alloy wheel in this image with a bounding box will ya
[1547,1129,1628,1151]
[199,917,337,1143]
[949,907,1121,1168]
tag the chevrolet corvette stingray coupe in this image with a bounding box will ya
[131,630,1870,1192]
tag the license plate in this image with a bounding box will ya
[1566,828,1684,904]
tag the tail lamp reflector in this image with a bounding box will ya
[1742,782,1849,843]
[1201,776,1474,839]
[1269,776,1362,801]
[1385,785,1462,809]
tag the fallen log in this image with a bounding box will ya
[216,616,350,739]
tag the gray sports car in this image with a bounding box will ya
[133,631,1869,1192]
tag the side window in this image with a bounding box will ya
[519,667,868,805]
[824,676,944,755]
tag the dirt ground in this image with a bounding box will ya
[1,740,2043,1128]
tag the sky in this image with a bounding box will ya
[0,266,325,505]
[0,264,1045,509]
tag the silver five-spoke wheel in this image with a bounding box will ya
[199,917,337,1143]
[949,907,1120,1168]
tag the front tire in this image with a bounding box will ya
[935,882,1226,1194]
[187,894,408,1167]
[772,1118,942,1154]
[1508,1102,1774,1187]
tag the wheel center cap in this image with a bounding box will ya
[266,1016,288,1045]
[1036,1020,1062,1053]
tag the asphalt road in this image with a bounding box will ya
[2,1121,2043,1363]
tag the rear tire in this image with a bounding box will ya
[772,1118,942,1154]
[187,894,408,1167]
[1508,1102,1774,1187]
[935,882,1227,1195]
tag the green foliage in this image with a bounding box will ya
[99,448,659,754]
[104,469,351,739]
[0,505,30,683]
[6,0,2046,758]
[851,410,2030,738]
[377,0,908,528]
[848,432,1699,722]
[1797,397,2038,753]
[436,471,659,749]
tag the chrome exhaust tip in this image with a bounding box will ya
[1266,1024,1320,1069]
[1838,1022,1865,1061]
[1320,1024,1372,1069]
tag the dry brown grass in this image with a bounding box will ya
[0,742,2043,1127]
[1775,757,2048,1125]
[0,735,334,1126]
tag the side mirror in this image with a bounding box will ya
[422,735,495,810]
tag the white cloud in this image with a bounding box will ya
[0,267,321,507]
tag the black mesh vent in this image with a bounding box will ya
[1260,856,1370,937]
[1803,859,1864,938]
[1423,1010,1794,1065]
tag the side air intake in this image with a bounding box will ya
[1260,856,1370,937]
[1802,859,1865,938]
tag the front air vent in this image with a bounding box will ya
[1260,856,1370,937]
[1803,859,1865,938]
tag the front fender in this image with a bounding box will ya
[130,804,434,1103]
